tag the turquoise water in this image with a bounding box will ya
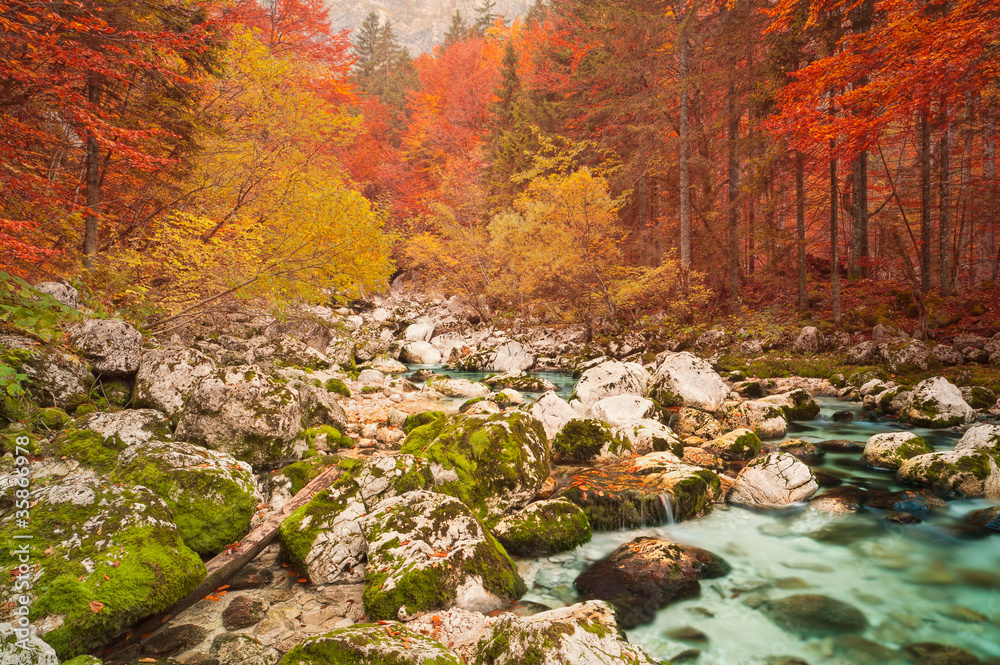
[516,396,1000,664]
[403,365,578,401]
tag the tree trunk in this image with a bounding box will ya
[728,81,740,302]
[850,150,868,279]
[82,76,101,269]
[940,108,953,296]
[796,151,807,313]
[920,110,932,291]
[678,30,691,293]
[958,99,973,287]
[831,142,841,326]
[984,107,997,282]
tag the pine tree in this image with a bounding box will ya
[444,11,470,47]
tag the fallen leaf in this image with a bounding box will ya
[89,600,104,613]
[103,574,109,581]
[298,578,308,584]
[43,546,53,556]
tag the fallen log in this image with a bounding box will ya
[102,464,341,657]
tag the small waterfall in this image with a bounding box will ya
[658,493,675,526]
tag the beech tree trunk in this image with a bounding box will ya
[83,76,101,269]
[984,107,997,282]
[678,31,691,293]
[940,109,953,296]
[728,81,740,301]
[920,110,932,291]
[831,142,841,326]
[796,150,807,313]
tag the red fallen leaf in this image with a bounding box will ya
[89,600,104,613]
[113,560,120,568]
[399,540,411,546]
[377,620,392,625]
[103,574,109,580]
[205,594,220,601]
[298,578,308,584]
[43,546,53,556]
[218,584,230,590]
[431,550,448,557]
[581,491,588,501]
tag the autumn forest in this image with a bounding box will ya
[2,0,999,334]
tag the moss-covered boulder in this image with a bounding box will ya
[616,419,683,457]
[277,623,461,665]
[733,381,765,399]
[402,411,446,434]
[34,407,70,431]
[0,476,204,660]
[297,383,348,431]
[574,536,730,629]
[722,401,787,439]
[474,600,659,665]
[48,409,172,474]
[492,499,591,557]
[954,423,1000,461]
[359,490,526,621]
[761,388,821,421]
[110,440,258,556]
[727,452,819,508]
[1,336,92,412]
[899,377,976,428]
[704,428,762,461]
[961,386,997,410]
[861,432,933,471]
[669,407,724,440]
[551,418,632,464]
[483,371,557,393]
[174,365,304,468]
[399,412,549,524]
[897,450,1000,498]
[647,352,728,412]
[874,386,911,414]
[528,392,578,441]
[279,455,433,585]
[0,622,58,665]
[558,451,721,530]
[424,376,491,398]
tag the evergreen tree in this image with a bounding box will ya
[487,42,537,207]
[444,10,470,47]
[474,0,499,34]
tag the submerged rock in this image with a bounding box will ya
[558,451,721,530]
[965,506,1000,532]
[647,352,728,412]
[861,432,933,471]
[903,642,982,665]
[727,452,819,508]
[574,537,730,629]
[474,600,659,665]
[277,623,461,665]
[359,490,525,620]
[492,499,591,557]
[760,594,868,637]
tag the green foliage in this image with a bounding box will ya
[0,272,80,342]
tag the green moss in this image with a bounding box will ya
[459,396,487,412]
[324,378,351,397]
[96,378,132,408]
[495,500,592,557]
[0,428,40,455]
[47,426,119,473]
[61,657,103,665]
[362,386,381,395]
[403,411,446,434]
[277,624,461,665]
[551,419,630,463]
[280,456,340,495]
[279,475,360,568]
[34,406,70,430]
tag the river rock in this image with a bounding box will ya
[405,608,494,663]
[404,322,435,342]
[722,401,787,439]
[279,455,433,586]
[48,408,172,473]
[399,341,442,365]
[903,642,982,665]
[296,383,348,431]
[846,341,883,365]
[575,537,730,629]
[362,355,409,374]
[616,419,683,456]
[727,452,819,508]
[792,326,826,353]
[778,439,825,462]
[485,371,557,393]
[424,375,491,398]
[359,490,525,620]
[492,499,591,557]
[175,365,303,468]
[760,388,821,420]
[529,392,578,440]
[111,440,258,556]
[572,360,649,406]
[954,423,1000,460]
[960,386,997,410]
[761,594,868,637]
[0,336,93,411]
[68,318,143,377]
[400,411,549,523]
[863,489,946,515]
[252,334,330,370]
[222,595,265,630]
[590,394,657,427]
[277,623,461,665]
[0,623,58,665]
[647,352,728,412]
[931,344,965,366]
[558,451,721,529]
[474,600,659,665]
[964,506,1000,532]
[669,407,724,439]
[861,432,933,471]
[491,340,535,373]
[899,377,976,428]
[885,341,932,373]
[705,428,762,461]
[0,477,204,660]
[132,347,217,425]
[897,450,1000,498]
[552,418,632,464]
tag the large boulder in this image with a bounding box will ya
[297,383,348,430]
[490,341,534,373]
[174,365,304,468]
[492,499,591,557]
[861,432,933,471]
[885,341,933,373]
[722,401,787,439]
[484,371,557,393]
[647,352,728,412]
[33,281,79,308]
[67,318,143,377]
[277,623,461,665]
[399,341,442,365]
[132,347,217,425]
[0,476,204,660]
[704,428,763,461]
[0,623,59,665]
[574,537,730,629]
[558,451,721,529]
[528,392,578,441]
[954,423,1000,460]
[727,452,819,508]
[616,419,683,456]
[424,376,491,398]
[931,344,965,366]
[474,601,659,665]
[359,490,526,620]
[792,326,826,353]
[551,419,632,464]
[400,412,549,524]
[669,407,723,440]
[846,341,882,365]
[0,337,93,412]
[110,440,258,556]
[897,450,1000,498]
[48,409,172,473]
[590,394,657,428]
[404,322,435,342]
[760,388,820,421]
[252,334,330,370]
[572,360,649,406]
[279,455,434,586]
[899,377,976,428]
